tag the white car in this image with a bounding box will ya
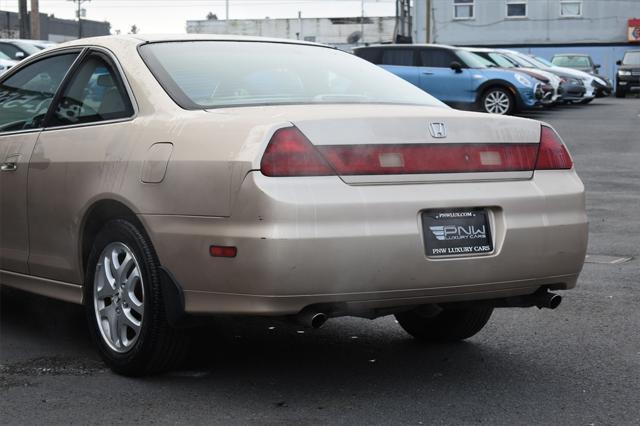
[527,55,608,99]
[466,48,563,104]
[0,51,18,75]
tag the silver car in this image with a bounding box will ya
[0,35,588,375]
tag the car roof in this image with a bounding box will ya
[56,34,331,49]
[354,43,458,51]
[0,38,52,44]
[552,53,590,57]
[459,47,497,53]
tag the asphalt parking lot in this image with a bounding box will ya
[1,97,639,425]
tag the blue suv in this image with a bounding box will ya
[354,44,545,115]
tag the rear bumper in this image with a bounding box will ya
[141,170,588,316]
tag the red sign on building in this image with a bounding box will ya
[630,19,640,43]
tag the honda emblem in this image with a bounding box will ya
[429,122,447,138]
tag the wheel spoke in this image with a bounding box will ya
[104,254,117,285]
[124,268,144,312]
[96,279,117,299]
[116,253,134,285]
[99,305,119,347]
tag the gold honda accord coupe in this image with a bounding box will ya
[0,35,588,375]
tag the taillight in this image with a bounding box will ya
[260,127,334,177]
[317,144,538,174]
[535,126,573,170]
[260,125,571,177]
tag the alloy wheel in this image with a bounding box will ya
[484,90,511,114]
[93,242,145,353]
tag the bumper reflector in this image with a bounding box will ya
[210,245,237,258]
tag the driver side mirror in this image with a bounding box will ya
[616,60,622,66]
[14,51,25,60]
[594,64,601,69]
[450,61,463,73]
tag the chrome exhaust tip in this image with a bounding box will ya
[297,310,328,329]
[536,292,562,310]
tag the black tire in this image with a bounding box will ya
[480,87,515,115]
[84,219,188,376]
[395,306,493,342]
[615,86,626,98]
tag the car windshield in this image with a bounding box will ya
[485,52,517,68]
[532,56,555,67]
[14,41,42,55]
[502,52,537,68]
[623,51,640,65]
[139,41,445,109]
[456,50,492,68]
[552,56,591,68]
[0,51,11,61]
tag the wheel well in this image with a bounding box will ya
[479,83,514,101]
[80,200,144,274]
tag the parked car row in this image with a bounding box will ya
[0,39,56,75]
[354,44,614,115]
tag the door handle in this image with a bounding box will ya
[422,72,434,75]
[0,162,17,172]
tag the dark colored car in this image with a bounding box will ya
[615,50,640,98]
[551,54,600,74]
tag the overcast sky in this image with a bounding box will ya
[0,0,396,35]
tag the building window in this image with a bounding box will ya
[560,1,582,17]
[506,1,527,18]
[453,0,474,20]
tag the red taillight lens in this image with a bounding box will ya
[535,126,573,170]
[260,127,334,177]
[318,143,538,175]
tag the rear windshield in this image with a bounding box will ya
[139,41,445,109]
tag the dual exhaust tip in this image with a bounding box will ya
[295,290,562,329]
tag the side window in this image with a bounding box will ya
[0,53,78,133]
[381,49,415,66]
[49,53,133,127]
[420,49,456,68]
[355,48,382,65]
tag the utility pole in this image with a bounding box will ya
[30,0,40,40]
[68,0,91,39]
[225,0,229,32]
[426,0,431,43]
[18,0,29,38]
[360,0,365,45]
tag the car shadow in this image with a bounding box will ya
[0,286,577,414]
